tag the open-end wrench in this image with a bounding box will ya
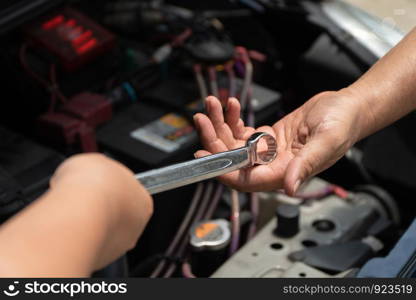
[135,132,277,195]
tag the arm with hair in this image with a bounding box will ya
[194,28,416,195]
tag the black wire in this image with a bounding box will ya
[129,253,184,277]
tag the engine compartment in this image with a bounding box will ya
[0,0,415,278]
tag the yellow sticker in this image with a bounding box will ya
[195,223,219,239]
[186,100,201,110]
[160,113,189,128]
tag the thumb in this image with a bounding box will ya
[284,135,340,196]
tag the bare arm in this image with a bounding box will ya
[0,154,153,277]
[194,27,416,195]
[348,27,416,140]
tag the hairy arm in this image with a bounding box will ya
[349,27,416,139]
[194,27,416,195]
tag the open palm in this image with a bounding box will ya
[193,92,362,195]
[193,96,294,192]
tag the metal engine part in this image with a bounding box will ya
[212,178,393,278]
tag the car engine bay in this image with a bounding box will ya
[0,0,415,278]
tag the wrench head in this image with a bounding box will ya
[246,132,277,165]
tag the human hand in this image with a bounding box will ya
[50,153,153,270]
[193,91,367,195]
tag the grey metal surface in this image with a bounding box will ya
[343,0,416,34]
[235,79,282,112]
[190,219,231,251]
[322,0,404,58]
[358,219,416,278]
[135,132,277,194]
[212,178,387,278]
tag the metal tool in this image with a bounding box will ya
[135,132,277,194]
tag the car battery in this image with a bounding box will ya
[141,77,283,126]
[0,126,64,221]
[97,102,198,171]
[97,103,200,265]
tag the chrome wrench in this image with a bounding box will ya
[135,132,277,194]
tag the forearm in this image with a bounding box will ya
[0,186,115,277]
[0,153,152,277]
[345,27,416,141]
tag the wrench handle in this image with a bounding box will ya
[135,147,249,195]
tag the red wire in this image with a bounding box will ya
[49,64,67,104]
[182,261,196,278]
[19,44,66,112]
[229,189,241,255]
[19,44,50,87]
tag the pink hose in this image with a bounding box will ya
[150,183,204,278]
[229,189,241,255]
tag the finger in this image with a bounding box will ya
[225,98,245,139]
[194,150,211,158]
[254,126,276,138]
[49,176,57,189]
[242,125,274,142]
[283,134,340,196]
[241,126,256,141]
[193,113,228,153]
[206,96,236,148]
[272,121,290,152]
[217,171,241,189]
[206,96,224,123]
